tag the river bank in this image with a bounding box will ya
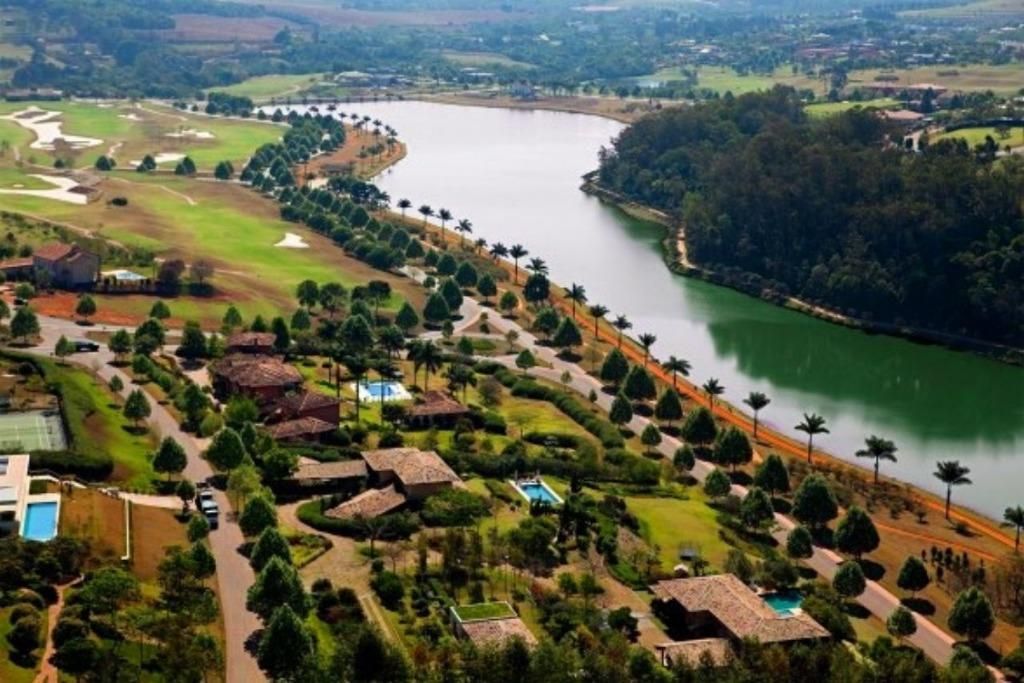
[581,176,1024,366]
[414,90,666,124]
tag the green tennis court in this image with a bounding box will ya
[0,410,68,452]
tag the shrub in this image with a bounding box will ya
[370,571,404,609]
[421,489,490,527]
[296,500,421,539]
[30,449,112,480]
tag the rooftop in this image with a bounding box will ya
[267,417,337,441]
[292,459,367,481]
[227,331,277,348]
[325,484,406,519]
[212,355,303,388]
[361,447,461,487]
[276,391,341,414]
[652,575,830,644]
[33,242,75,262]
[459,613,537,648]
[407,390,471,419]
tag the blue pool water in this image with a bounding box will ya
[763,590,803,616]
[359,381,405,400]
[518,481,561,505]
[22,501,58,542]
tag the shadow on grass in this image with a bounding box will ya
[958,640,1002,666]
[901,597,936,616]
[797,566,818,580]
[810,527,835,548]
[858,558,886,581]
[728,471,752,486]
[843,602,871,620]
[771,497,792,514]
[122,425,150,437]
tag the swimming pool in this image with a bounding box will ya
[352,380,411,403]
[763,590,803,617]
[512,479,563,506]
[22,501,59,542]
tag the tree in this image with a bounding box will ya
[397,198,411,217]
[565,282,587,317]
[640,424,661,454]
[149,300,171,320]
[623,365,656,402]
[948,587,995,642]
[423,292,451,325]
[743,391,770,439]
[740,487,775,531]
[239,495,277,537]
[455,261,478,288]
[654,389,683,426]
[55,335,74,363]
[75,294,96,322]
[248,556,307,620]
[477,274,497,304]
[290,307,311,332]
[499,290,518,316]
[673,445,695,472]
[152,437,187,480]
[271,316,290,352]
[896,555,930,596]
[296,279,319,309]
[786,525,814,559]
[222,304,243,331]
[204,427,246,471]
[214,160,233,180]
[188,515,210,543]
[51,636,99,678]
[833,560,866,599]
[6,614,40,657]
[176,480,196,513]
[587,303,608,339]
[394,302,419,333]
[108,328,133,361]
[753,454,790,496]
[661,356,690,391]
[552,318,582,353]
[599,349,629,387]
[703,468,731,499]
[250,526,292,571]
[94,155,114,171]
[10,306,39,342]
[508,244,528,284]
[612,315,631,348]
[178,321,208,361]
[257,605,313,679]
[934,460,972,520]
[795,413,829,463]
[609,393,633,427]
[856,435,898,485]
[262,448,298,481]
[224,396,258,429]
[702,378,723,408]
[681,407,717,447]
[1004,505,1024,553]
[713,426,752,472]
[887,605,917,642]
[523,273,550,305]
[109,375,123,393]
[514,349,536,375]
[835,506,879,559]
[792,473,838,530]
[123,389,151,430]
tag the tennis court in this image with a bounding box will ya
[0,410,68,452]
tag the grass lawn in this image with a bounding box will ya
[935,125,1024,148]
[452,601,516,621]
[804,98,901,118]
[441,50,534,69]
[0,606,39,683]
[131,503,189,581]
[61,485,129,565]
[848,63,1024,95]
[205,73,327,101]
[624,488,733,571]
[36,357,158,489]
[638,65,823,96]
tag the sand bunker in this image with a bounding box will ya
[129,153,185,166]
[2,107,104,151]
[166,128,215,140]
[0,175,90,204]
[118,113,142,121]
[275,232,309,249]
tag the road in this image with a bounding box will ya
[18,315,265,683]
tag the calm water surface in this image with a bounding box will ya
[280,101,1024,518]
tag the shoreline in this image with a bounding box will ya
[412,91,662,124]
[581,177,1024,367]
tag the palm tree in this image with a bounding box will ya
[1003,506,1024,552]
[397,198,412,218]
[490,242,508,261]
[526,257,548,276]
[438,208,453,232]
[565,283,587,318]
[455,218,473,247]
[474,237,487,254]
[509,244,528,284]
[612,315,631,349]
[663,356,691,391]
[418,204,434,227]
[587,304,608,340]
[743,391,770,439]
[345,354,370,424]
[795,413,829,463]
[702,378,724,408]
[406,339,424,386]
[638,333,657,363]
[855,435,898,485]
[933,461,971,520]
[417,340,444,391]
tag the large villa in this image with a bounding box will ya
[0,453,61,542]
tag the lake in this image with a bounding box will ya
[277,100,1024,519]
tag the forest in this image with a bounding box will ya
[598,88,1024,348]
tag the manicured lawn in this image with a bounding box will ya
[935,125,1024,148]
[638,65,823,96]
[804,98,901,118]
[37,357,158,489]
[0,606,39,683]
[441,50,534,69]
[624,488,733,571]
[847,63,1024,95]
[205,73,327,100]
[452,601,516,621]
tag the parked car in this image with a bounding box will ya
[72,339,100,352]
[195,484,220,530]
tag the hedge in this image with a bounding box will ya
[296,498,421,538]
[524,431,582,448]
[29,449,113,481]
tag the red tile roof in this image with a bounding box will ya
[325,484,406,519]
[276,391,340,414]
[227,331,276,348]
[33,243,74,261]
[407,390,470,419]
[267,417,336,441]
[212,355,303,388]
[460,616,537,648]
[361,447,461,487]
[292,459,367,481]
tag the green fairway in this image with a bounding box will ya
[804,98,900,118]
[935,125,1024,148]
[205,73,327,100]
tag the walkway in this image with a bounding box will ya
[20,314,265,683]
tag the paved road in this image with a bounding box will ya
[468,303,967,669]
[19,315,265,683]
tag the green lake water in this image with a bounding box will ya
[281,100,1024,519]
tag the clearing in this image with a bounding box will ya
[934,125,1024,148]
[804,98,901,118]
[440,50,534,70]
[847,63,1024,95]
[206,73,328,101]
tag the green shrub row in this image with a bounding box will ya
[296,498,421,538]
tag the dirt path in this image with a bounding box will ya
[34,578,79,683]
[107,176,197,206]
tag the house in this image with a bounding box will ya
[405,391,470,429]
[292,459,367,485]
[210,355,303,404]
[450,603,537,649]
[270,391,341,426]
[4,88,63,102]
[0,454,30,535]
[361,447,462,500]
[33,243,100,288]
[651,576,829,658]
[266,416,337,443]
[325,484,407,519]
[226,331,277,355]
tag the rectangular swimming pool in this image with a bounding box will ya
[354,380,411,402]
[512,479,563,506]
[22,501,59,542]
[763,590,803,617]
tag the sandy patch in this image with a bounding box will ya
[1,106,104,151]
[0,174,89,204]
[275,232,309,248]
[166,128,215,140]
[118,113,142,121]
[129,153,185,166]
